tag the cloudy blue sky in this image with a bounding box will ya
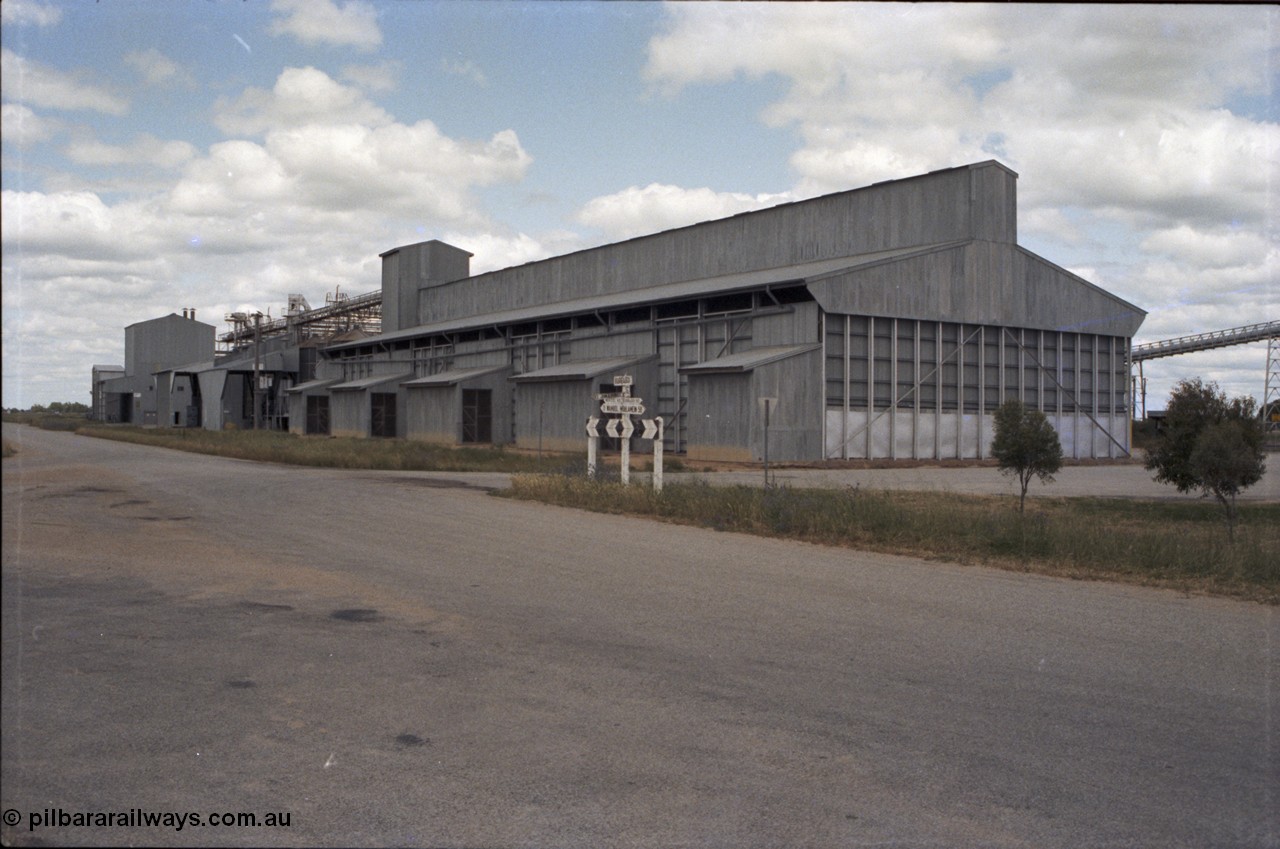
[2,1,1275,411]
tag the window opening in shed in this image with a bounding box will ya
[611,306,650,326]
[370,393,397,438]
[703,292,753,315]
[769,285,814,305]
[305,395,330,435]
[461,389,493,444]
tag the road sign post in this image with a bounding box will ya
[585,416,600,479]
[620,413,631,485]
[649,416,664,492]
[759,397,777,488]
[590,376,665,489]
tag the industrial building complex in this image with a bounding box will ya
[91,160,1150,462]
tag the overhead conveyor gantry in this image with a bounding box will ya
[1131,320,1280,419]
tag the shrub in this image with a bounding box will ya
[1145,378,1266,539]
[991,400,1064,513]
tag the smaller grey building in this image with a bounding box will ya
[90,365,125,422]
[681,345,823,462]
[97,313,216,425]
[403,365,512,445]
[330,372,414,438]
[510,356,658,453]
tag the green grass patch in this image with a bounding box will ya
[78,425,583,474]
[501,476,1280,603]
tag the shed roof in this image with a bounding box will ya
[326,246,950,352]
[285,377,343,394]
[678,344,822,374]
[156,358,216,375]
[156,350,289,376]
[401,365,509,387]
[330,372,413,391]
[511,355,656,383]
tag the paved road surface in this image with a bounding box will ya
[2,425,1277,847]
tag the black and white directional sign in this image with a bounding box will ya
[605,417,635,439]
[585,416,600,438]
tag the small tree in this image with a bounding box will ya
[992,400,1064,512]
[1145,378,1265,539]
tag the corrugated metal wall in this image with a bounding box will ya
[822,313,1130,459]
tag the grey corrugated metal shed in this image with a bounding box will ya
[679,345,822,374]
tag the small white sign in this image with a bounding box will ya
[612,375,633,387]
[641,418,659,440]
[585,416,600,437]
[601,398,646,416]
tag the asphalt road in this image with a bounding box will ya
[2,424,1277,848]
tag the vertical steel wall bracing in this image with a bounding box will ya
[823,313,1129,460]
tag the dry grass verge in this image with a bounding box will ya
[77,425,581,474]
[501,475,1280,603]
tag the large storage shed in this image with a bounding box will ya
[314,161,1146,462]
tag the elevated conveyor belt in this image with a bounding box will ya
[1132,321,1279,362]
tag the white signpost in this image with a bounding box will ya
[588,376,663,490]
[585,416,600,478]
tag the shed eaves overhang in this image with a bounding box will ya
[678,344,822,375]
[326,245,961,353]
[511,355,657,383]
[402,365,510,387]
[330,372,414,391]
[215,351,289,373]
[158,351,290,376]
[154,359,216,376]
[285,377,342,394]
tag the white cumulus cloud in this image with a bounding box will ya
[213,66,394,136]
[577,184,792,241]
[1,102,60,147]
[269,0,382,51]
[123,49,193,88]
[0,0,63,27]
[0,48,128,115]
[63,135,198,170]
